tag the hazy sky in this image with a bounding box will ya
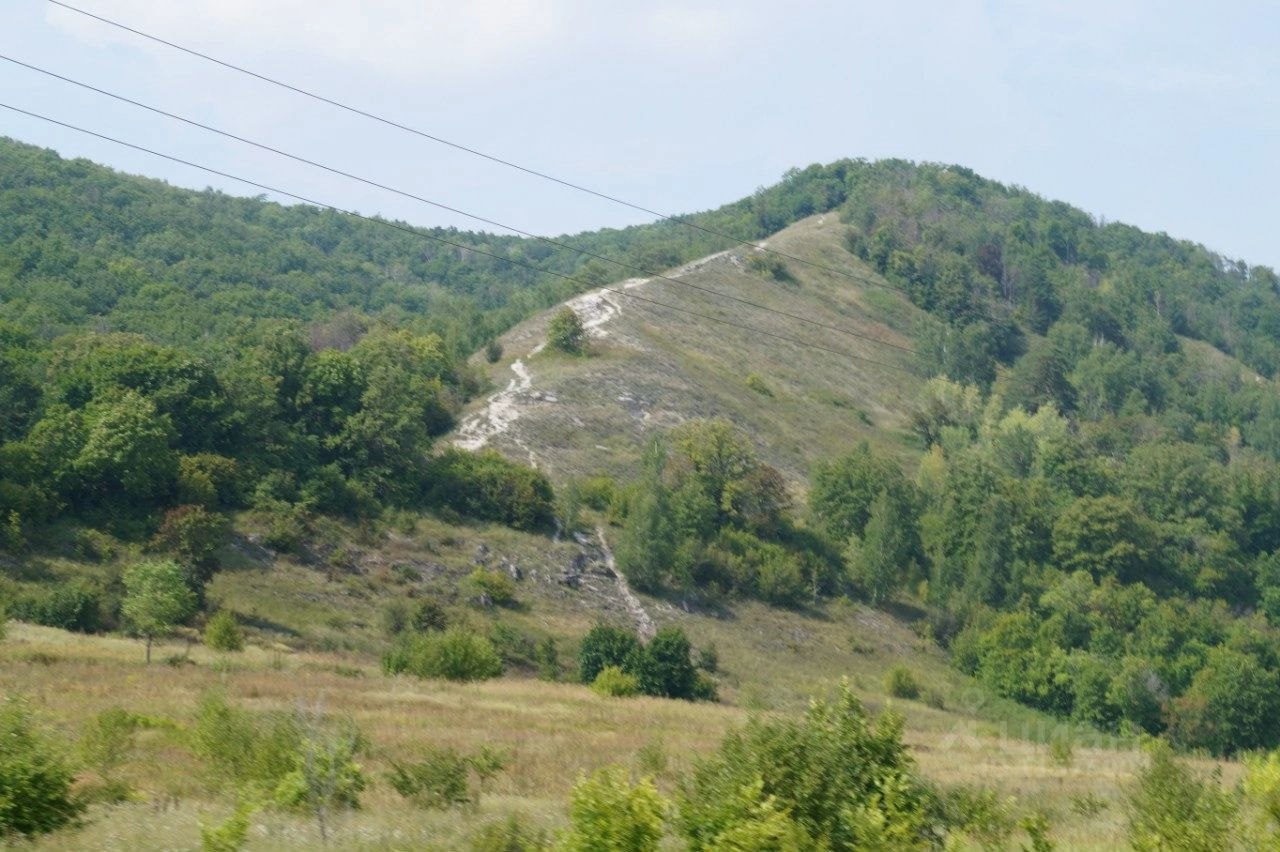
[3,1,1277,267]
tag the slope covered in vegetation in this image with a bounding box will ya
[9,136,1280,846]
[463,162,1280,759]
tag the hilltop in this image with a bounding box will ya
[453,214,923,486]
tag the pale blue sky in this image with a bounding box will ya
[3,1,1277,268]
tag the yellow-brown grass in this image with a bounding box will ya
[0,619,1241,850]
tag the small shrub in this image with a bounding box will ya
[78,708,158,792]
[561,767,667,852]
[484,340,504,364]
[744,373,774,397]
[388,746,512,810]
[200,802,255,852]
[468,815,549,851]
[9,583,102,633]
[152,505,230,585]
[636,741,668,776]
[390,561,419,583]
[1071,792,1108,817]
[192,693,366,843]
[424,449,556,531]
[746,252,792,282]
[535,636,560,681]
[411,597,449,632]
[849,636,873,655]
[632,627,698,700]
[592,666,639,698]
[383,597,448,636]
[695,643,719,673]
[691,671,720,703]
[1048,736,1074,768]
[270,709,366,843]
[677,681,935,849]
[468,746,513,785]
[943,786,1017,850]
[205,610,245,652]
[579,476,617,512]
[0,698,83,838]
[387,748,473,809]
[546,307,587,355]
[1021,810,1054,852]
[1242,750,1280,846]
[883,665,921,700]
[577,623,641,684]
[1126,739,1237,852]
[382,628,503,682]
[381,599,411,637]
[489,623,538,670]
[191,691,303,794]
[467,569,517,607]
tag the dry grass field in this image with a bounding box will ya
[0,572,1244,850]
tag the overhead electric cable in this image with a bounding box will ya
[45,0,908,295]
[0,54,914,355]
[0,101,914,375]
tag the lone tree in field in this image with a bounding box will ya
[546,307,587,354]
[122,560,196,663]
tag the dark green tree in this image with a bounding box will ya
[546,308,586,354]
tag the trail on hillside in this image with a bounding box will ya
[451,247,735,453]
[455,245,742,450]
[453,358,533,451]
[594,526,656,640]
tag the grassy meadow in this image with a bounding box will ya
[0,509,1241,849]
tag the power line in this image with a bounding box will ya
[0,101,914,375]
[0,54,915,356]
[44,0,907,296]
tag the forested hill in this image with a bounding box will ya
[9,128,1280,764]
[0,133,857,547]
[836,160,1280,387]
[457,159,1280,759]
[0,136,846,356]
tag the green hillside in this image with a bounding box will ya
[0,137,850,355]
[457,161,1280,763]
[7,139,1280,848]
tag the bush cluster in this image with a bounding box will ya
[424,449,556,532]
[577,624,715,702]
[6,582,103,633]
[383,627,503,682]
[0,699,82,839]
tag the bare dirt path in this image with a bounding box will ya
[453,358,533,451]
[452,248,737,453]
[594,526,656,641]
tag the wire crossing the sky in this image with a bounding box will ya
[0,54,914,356]
[0,102,914,375]
[45,0,908,296]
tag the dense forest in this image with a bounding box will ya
[0,137,848,356]
[839,162,1280,756]
[596,162,1280,757]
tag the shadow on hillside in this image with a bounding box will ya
[236,613,301,638]
[880,599,928,626]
